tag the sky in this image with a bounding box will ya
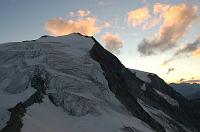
[0,0,200,83]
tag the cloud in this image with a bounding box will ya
[128,7,150,27]
[166,68,175,74]
[142,3,170,30]
[162,57,174,66]
[103,21,111,28]
[142,17,161,30]
[192,48,200,57]
[77,10,90,17]
[68,10,90,17]
[102,32,124,53]
[68,11,75,17]
[153,3,170,14]
[97,0,113,6]
[179,78,200,84]
[138,4,198,56]
[179,78,186,82]
[45,16,100,36]
[162,36,200,65]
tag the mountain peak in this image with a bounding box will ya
[0,35,200,132]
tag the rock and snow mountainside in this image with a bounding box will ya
[170,83,200,100]
[0,33,200,132]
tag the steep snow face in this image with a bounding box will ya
[154,89,179,107]
[129,69,151,83]
[137,99,190,132]
[0,34,154,132]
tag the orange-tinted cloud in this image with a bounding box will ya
[45,17,100,36]
[192,48,200,57]
[128,7,150,27]
[102,32,124,53]
[138,4,198,55]
[142,3,170,30]
[153,3,170,14]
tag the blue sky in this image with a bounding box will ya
[0,0,200,83]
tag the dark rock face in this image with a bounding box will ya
[90,37,165,132]
[189,99,200,123]
[0,67,48,132]
[0,103,25,132]
[189,91,200,100]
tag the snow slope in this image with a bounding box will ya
[129,69,152,83]
[22,96,153,132]
[154,89,179,106]
[137,99,190,132]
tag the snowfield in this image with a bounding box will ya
[22,96,154,132]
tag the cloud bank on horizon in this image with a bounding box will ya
[178,78,200,84]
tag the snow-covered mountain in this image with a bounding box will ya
[0,33,200,132]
